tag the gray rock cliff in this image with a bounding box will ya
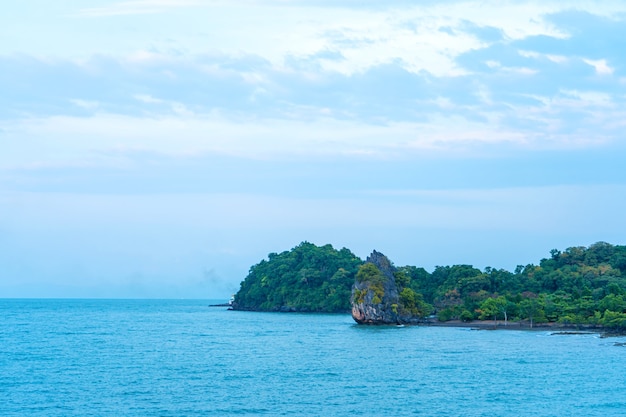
[351,251,400,324]
[351,250,424,325]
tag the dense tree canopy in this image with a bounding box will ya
[413,242,626,330]
[233,242,362,312]
[233,241,626,330]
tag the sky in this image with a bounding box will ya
[2,0,626,298]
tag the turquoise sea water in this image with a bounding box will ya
[1,299,625,416]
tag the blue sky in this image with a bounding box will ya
[2,1,626,298]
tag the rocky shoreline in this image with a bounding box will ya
[420,318,626,337]
[422,319,574,330]
[226,305,625,336]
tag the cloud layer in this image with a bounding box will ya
[3,2,626,168]
[2,1,626,297]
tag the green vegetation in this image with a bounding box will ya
[392,268,433,318]
[398,287,431,318]
[233,242,362,312]
[355,263,385,304]
[234,241,626,331]
[410,241,626,331]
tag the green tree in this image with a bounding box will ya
[399,287,432,318]
[234,242,362,312]
[235,240,626,327]
[479,296,507,327]
[519,293,546,328]
[603,310,626,329]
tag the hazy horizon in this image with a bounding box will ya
[2,1,626,298]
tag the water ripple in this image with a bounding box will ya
[1,299,625,416]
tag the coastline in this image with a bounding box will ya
[421,318,617,335]
[226,305,624,336]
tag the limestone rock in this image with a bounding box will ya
[351,250,423,325]
[351,251,398,324]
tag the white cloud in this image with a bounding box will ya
[583,58,614,76]
[559,89,614,108]
[3,1,626,167]
[1,103,619,171]
[285,1,570,76]
[485,60,537,75]
[18,1,621,77]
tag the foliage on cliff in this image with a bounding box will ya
[233,242,362,312]
[351,251,432,324]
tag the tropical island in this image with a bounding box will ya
[231,241,626,332]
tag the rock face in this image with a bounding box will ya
[351,250,422,325]
[351,250,400,324]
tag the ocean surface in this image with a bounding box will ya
[1,299,625,416]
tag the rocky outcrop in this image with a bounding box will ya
[351,250,399,324]
[351,250,423,325]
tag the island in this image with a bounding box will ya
[231,241,626,332]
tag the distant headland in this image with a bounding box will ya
[231,241,626,332]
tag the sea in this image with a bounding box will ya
[1,299,625,417]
